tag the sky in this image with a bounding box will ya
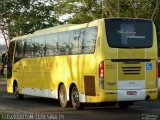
[0,32,5,45]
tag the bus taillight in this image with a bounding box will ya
[99,61,104,89]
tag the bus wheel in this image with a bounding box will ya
[71,85,83,109]
[14,83,24,100]
[59,84,67,108]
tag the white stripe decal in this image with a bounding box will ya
[144,48,146,59]
[117,48,118,59]
[118,80,145,89]
[22,87,86,102]
[145,62,146,87]
[116,48,119,101]
[22,88,58,99]
[117,48,118,92]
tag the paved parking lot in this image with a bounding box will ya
[0,79,159,120]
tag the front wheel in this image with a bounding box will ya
[71,86,83,109]
[14,83,24,100]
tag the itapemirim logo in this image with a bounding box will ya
[142,113,159,120]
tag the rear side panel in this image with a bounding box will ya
[104,59,157,101]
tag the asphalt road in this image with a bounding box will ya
[0,79,160,120]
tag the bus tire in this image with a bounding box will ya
[14,83,24,100]
[58,84,67,108]
[71,85,83,109]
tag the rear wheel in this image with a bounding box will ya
[59,84,67,108]
[14,83,24,100]
[71,85,83,109]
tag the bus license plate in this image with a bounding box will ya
[127,91,137,95]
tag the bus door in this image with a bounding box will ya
[7,41,15,79]
[13,40,25,86]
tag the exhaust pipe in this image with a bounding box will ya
[145,95,150,100]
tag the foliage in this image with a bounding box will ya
[0,0,59,41]
[0,0,160,48]
[53,0,102,23]
[53,0,160,46]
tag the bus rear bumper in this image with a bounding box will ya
[116,88,158,102]
[81,88,158,103]
[117,89,146,101]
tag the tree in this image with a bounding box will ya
[0,0,59,46]
[54,0,160,48]
[0,0,160,49]
[53,0,102,24]
[53,0,159,22]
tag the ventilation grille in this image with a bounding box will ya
[122,67,141,75]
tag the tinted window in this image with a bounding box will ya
[20,27,98,57]
[70,27,98,54]
[45,33,58,56]
[59,32,71,55]
[32,37,39,57]
[32,36,45,57]
[82,27,97,53]
[24,38,33,57]
[14,40,24,62]
[70,29,83,54]
[105,19,153,48]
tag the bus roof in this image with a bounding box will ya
[10,18,152,42]
[33,24,75,36]
[12,35,28,41]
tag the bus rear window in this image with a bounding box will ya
[105,19,153,48]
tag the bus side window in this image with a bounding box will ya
[82,27,98,54]
[32,37,39,57]
[70,30,83,54]
[45,33,58,56]
[33,36,45,57]
[24,38,33,58]
[14,40,24,63]
[59,31,70,55]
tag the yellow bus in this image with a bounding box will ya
[6,18,158,109]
